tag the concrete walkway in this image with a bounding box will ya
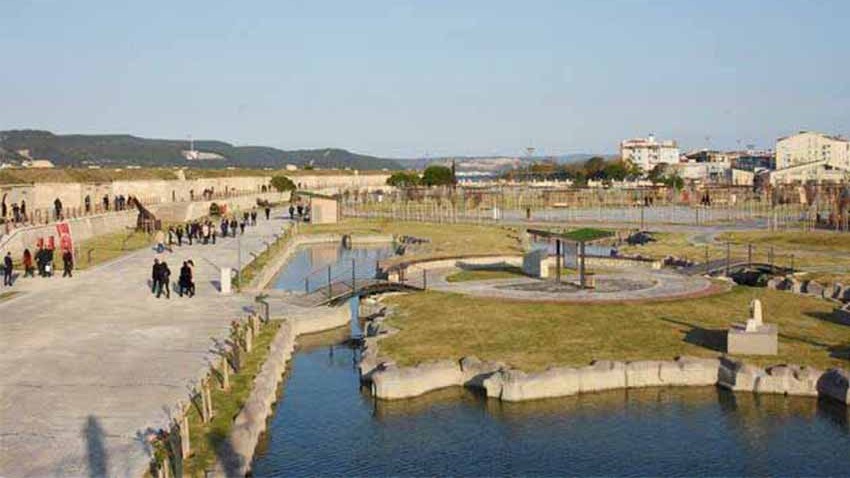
[0,211,293,477]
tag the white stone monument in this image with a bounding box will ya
[220,267,232,294]
[727,298,777,355]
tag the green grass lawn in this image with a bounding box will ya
[445,266,527,282]
[74,229,154,269]
[380,287,850,372]
[302,218,523,266]
[181,321,280,477]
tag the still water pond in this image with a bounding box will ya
[252,243,850,477]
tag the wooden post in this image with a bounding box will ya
[579,242,586,288]
[725,242,731,276]
[180,413,190,459]
[220,356,230,391]
[422,268,427,290]
[555,239,561,284]
[203,379,213,422]
[327,266,332,299]
[244,323,253,353]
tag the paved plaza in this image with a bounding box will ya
[0,211,292,477]
[430,268,722,303]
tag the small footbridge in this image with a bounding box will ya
[680,259,793,277]
[262,258,426,307]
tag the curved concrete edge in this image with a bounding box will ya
[251,232,394,290]
[217,306,352,477]
[364,342,850,406]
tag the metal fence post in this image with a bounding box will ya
[327,265,332,299]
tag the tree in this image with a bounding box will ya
[421,165,454,186]
[602,161,629,181]
[386,171,420,188]
[270,175,296,192]
[583,156,607,179]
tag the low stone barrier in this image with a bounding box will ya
[218,304,352,476]
[249,231,394,290]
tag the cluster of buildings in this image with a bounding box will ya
[619,131,850,186]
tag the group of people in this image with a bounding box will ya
[1,200,28,224]
[288,202,311,222]
[151,258,195,299]
[2,246,74,287]
[156,207,271,253]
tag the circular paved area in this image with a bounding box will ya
[430,267,723,303]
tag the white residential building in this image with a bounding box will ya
[770,131,850,184]
[775,131,850,170]
[620,134,680,172]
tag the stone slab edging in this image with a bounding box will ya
[216,305,351,476]
[360,310,850,406]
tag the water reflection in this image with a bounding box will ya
[253,342,850,477]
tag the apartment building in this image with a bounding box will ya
[620,134,680,171]
[775,131,850,170]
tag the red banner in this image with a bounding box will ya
[56,223,73,253]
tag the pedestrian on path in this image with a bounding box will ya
[62,250,73,278]
[239,220,246,235]
[151,258,160,293]
[22,249,34,277]
[289,204,295,219]
[250,210,257,226]
[157,261,171,299]
[265,206,271,220]
[178,261,194,297]
[3,252,13,286]
[230,219,238,238]
[176,226,183,247]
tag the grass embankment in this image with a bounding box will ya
[181,321,281,476]
[381,287,850,372]
[74,229,153,269]
[233,225,295,289]
[0,167,386,185]
[301,218,522,266]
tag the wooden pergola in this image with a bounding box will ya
[527,227,615,289]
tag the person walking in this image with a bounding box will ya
[250,210,257,226]
[53,198,63,221]
[289,204,295,220]
[265,206,271,221]
[230,218,238,237]
[239,220,246,235]
[176,226,183,247]
[187,260,195,297]
[3,252,13,286]
[178,261,192,297]
[157,261,171,299]
[151,258,161,294]
[62,250,73,278]
[22,249,34,277]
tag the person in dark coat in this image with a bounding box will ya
[151,258,160,294]
[288,204,295,219]
[157,261,171,299]
[230,219,238,237]
[62,250,73,278]
[178,261,192,297]
[265,206,271,221]
[53,198,63,221]
[3,252,13,286]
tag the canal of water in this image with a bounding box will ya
[251,243,850,477]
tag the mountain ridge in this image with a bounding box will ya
[0,130,404,170]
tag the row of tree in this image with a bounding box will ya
[386,165,455,188]
[504,157,684,189]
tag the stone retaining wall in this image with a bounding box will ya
[218,305,351,476]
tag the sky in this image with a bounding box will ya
[1,0,849,158]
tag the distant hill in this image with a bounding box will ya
[395,153,617,173]
[0,130,403,170]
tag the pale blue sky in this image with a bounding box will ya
[2,1,848,157]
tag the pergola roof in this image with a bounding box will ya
[527,227,614,244]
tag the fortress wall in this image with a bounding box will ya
[0,172,390,213]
